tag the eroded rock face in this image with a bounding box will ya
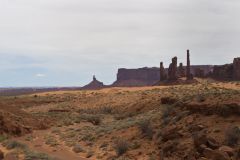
[203,148,231,160]
[0,111,32,136]
[212,57,240,80]
[168,57,178,81]
[160,62,167,81]
[212,64,233,80]
[178,63,185,77]
[112,65,213,87]
[112,67,160,86]
[233,57,240,80]
[195,68,205,78]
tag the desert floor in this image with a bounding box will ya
[0,79,240,160]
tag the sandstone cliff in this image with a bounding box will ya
[112,65,214,87]
[212,57,240,80]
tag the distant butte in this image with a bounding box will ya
[81,75,105,90]
[81,51,240,89]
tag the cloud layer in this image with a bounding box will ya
[0,0,239,86]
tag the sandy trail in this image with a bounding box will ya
[15,129,87,160]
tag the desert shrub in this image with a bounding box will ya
[25,150,52,160]
[130,141,141,150]
[25,135,33,142]
[0,135,8,142]
[116,156,130,160]
[78,106,113,114]
[162,105,174,125]
[114,138,129,156]
[161,97,177,105]
[98,106,113,114]
[44,136,59,147]
[114,112,137,120]
[80,114,101,125]
[72,144,84,153]
[196,94,206,102]
[3,140,27,150]
[148,155,157,160]
[225,126,240,146]
[138,120,153,139]
[81,134,95,142]
[218,105,231,117]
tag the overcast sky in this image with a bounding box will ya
[0,0,239,87]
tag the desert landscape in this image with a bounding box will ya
[0,77,240,160]
[0,51,240,160]
[1,0,240,159]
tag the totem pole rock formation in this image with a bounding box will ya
[160,62,166,81]
[168,57,178,81]
[233,57,240,80]
[186,50,193,80]
[178,63,185,77]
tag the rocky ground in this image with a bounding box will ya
[0,79,239,160]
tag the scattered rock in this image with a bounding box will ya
[161,125,181,142]
[206,137,220,149]
[162,140,178,155]
[189,124,205,132]
[0,150,4,160]
[203,148,231,160]
[161,97,177,105]
[4,152,18,160]
[193,131,208,151]
[219,146,234,157]
[72,144,84,153]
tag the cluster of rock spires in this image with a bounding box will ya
[159,50,194,83]
[82,50,240,89]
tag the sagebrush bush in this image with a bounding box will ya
[0,135,8,142]
[3,140,27,150]
[114,138,129,156]
[78,106,113,114]
[162,105,174,125]
[80,114,101,125]
[138,120,153,139]
[25,151,52,160]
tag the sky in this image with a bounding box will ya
[0,0,240,87]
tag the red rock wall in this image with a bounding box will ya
[233,58,240,80]
[112,65,214,87]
